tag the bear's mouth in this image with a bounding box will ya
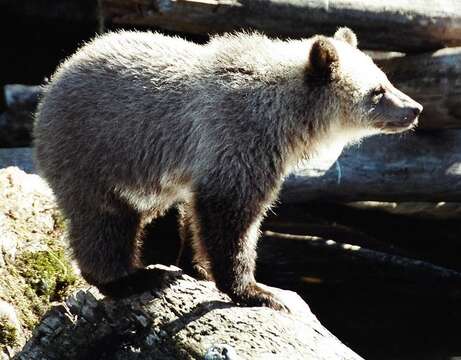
[374,117,419,134]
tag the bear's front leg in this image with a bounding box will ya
[194,181,287,311]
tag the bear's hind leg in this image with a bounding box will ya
[68,201,176,298]
[177,203,214,281]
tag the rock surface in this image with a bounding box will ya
[1,167,362,360]
[0,167,79,359]
[16,270,363,360]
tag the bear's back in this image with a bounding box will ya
[33,31,309,210]
[34,32,207,197]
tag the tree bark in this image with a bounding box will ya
[101,0,461,53]
[15,265,363,360]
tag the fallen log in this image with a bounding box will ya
[0,167,361,359]
[15,265,363,360]
[101,0,461,53]
[282,130,461,203]
[6,166,460,359]
[380,47,461,129]
[347,201,461,220]
[4,84,43,112]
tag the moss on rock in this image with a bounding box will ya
[17,248,77,302]
[0,316,19,351]
[0,167,84,350]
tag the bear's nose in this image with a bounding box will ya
[410,103,423,117]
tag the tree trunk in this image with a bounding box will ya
[101,0,461,53]
[15,265,363,360]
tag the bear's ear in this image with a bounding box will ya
[308,36,339,79]
[334,27,358,48]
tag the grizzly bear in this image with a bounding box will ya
[34,27,422,310]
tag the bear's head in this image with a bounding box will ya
[306,27,422,136]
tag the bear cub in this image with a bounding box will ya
[34,27,422,310]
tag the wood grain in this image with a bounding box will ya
[101,0,461,53]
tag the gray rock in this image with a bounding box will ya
[16,269,363,360]
[204,344,241,360]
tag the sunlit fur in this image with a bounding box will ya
[34,29,420,309]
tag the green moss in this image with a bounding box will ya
[1,246,79,333]
[51,211,67,233]
[17,249,77,302]
[1,203,82,337]
[0,317,18,350]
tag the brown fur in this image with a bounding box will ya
[34,28,422,309]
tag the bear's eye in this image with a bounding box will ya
[371,86,385,100]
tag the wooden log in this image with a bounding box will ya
[281,130,461,203]
[101,0,461,53]
[380,47,461,129]
[347,201,461,220]
[0,85,43,147]
[16,266,363,360]
[0,167,359,359]
[4,84,42,112]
